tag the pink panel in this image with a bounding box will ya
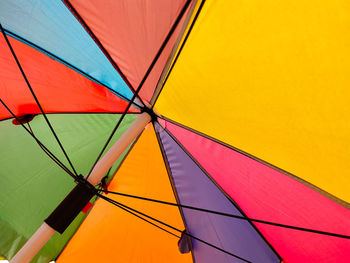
[67,0,188,103]
[164,120,350,263]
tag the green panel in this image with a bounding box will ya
[0,113,137,262]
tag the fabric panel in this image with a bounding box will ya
[156,123,280,263]
[154,0,350,203]
[0,114,136,262]
[67,0,187,103]
[0,0,133,99]
[0,35,137,120]
[57,125,192,263]
[164,120,350,263]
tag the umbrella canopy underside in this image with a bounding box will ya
[1,0,350,263]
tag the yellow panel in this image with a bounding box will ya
[155,0,350,202]
[57,124,192,263]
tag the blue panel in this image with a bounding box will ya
[0,0,133,99]
[156,123,280,263]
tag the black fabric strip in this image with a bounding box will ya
[0,98,76,179]
[62,0,145,108]
[45,181,96,234]
[3,28,138,107]
[0,23,79,177]
[98,193,251,263]
[151,0,206,109]
[101,190,350,240]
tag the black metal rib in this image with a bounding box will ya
[159,124,282,259]
[149,0,198,106]
[0,23,79,177]
[99,194,179,238]
[3,28,139,107]
[0,112,140,123]
[98,193,251,263]
[0,98,76,179]
[85,0,194,179]
[133,0,193,108]
[63,0,193,109]
[151,0,206,109]
[85,95,141,180]
[154,123,196,263]
[101,189,350,240]
[158,115,350,209]
[62,0,145,107]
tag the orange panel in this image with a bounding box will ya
[57,124,192,263]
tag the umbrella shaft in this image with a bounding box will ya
[88,112,151,185]
[10,112,151,263]
[10,223,55,263]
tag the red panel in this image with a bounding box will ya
[0,35,137,120]
[164,120,350,263]
[67,0,187,103]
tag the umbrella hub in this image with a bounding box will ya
[141,107,158,123]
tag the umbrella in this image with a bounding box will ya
[1,0,350,262]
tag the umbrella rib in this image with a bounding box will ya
[98,193,252,263]
[2,28,139,108]
[158,123,282,259]
[101,189,350,240]
[85,98,137,180]
[64,0,192,109]
[0,23,79,177]
[151,0,206,109]
[149,0,198,107]
[154,122,196,262]
[62,0,146,108]
[86,0,193,179]
[0,98,77,179]
[0,112,142,123]
[26,122,75,177]
[132,0,193,107]
[99,194,180,238]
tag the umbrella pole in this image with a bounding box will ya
[10,112,151,263]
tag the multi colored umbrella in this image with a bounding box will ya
[1,0,350,262]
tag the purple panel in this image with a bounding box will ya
[156,123,280,263]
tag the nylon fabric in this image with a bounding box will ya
[0,114,136,262]
[150,0,201,105]
[0,0,133,99]
[57,125,192,263]
[156,123,280,263]
[67,0,187,104]
[154,0,350,203]
[0,35,137,120]
[164,120,350,262]
[140,5,192,105]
